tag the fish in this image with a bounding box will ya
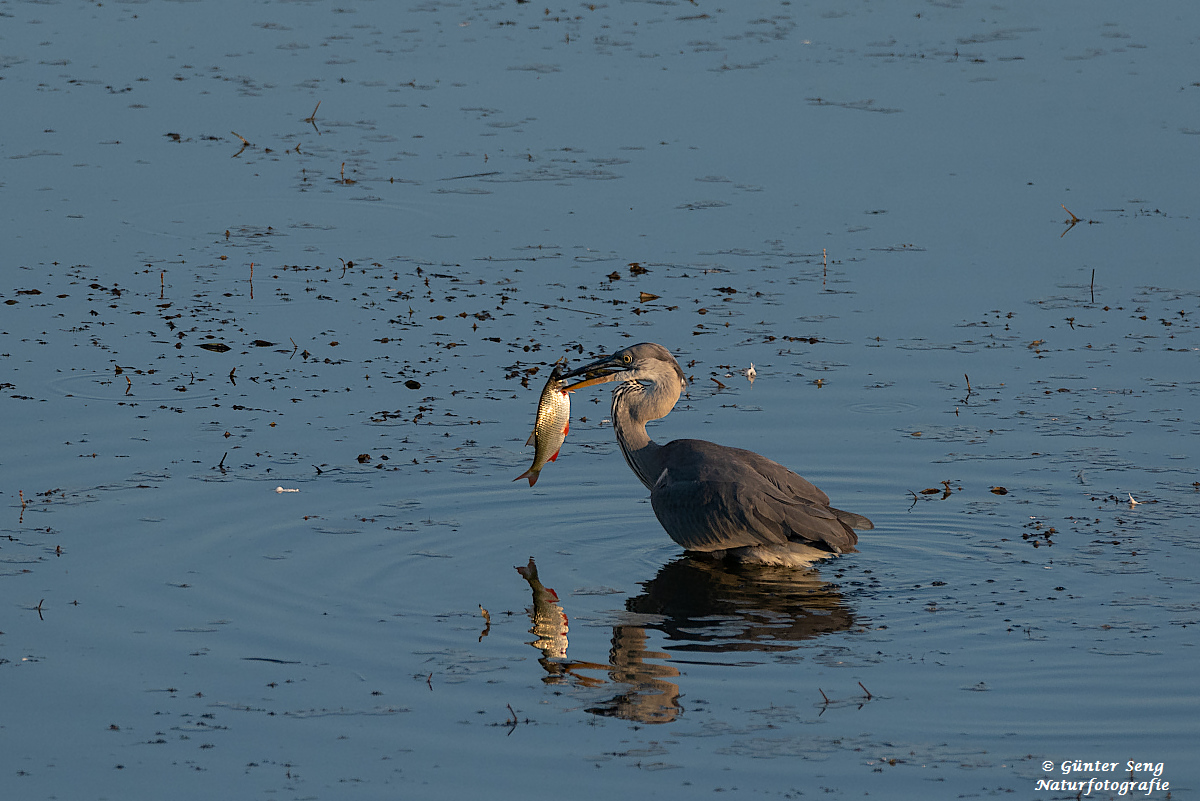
[515,361,570,487]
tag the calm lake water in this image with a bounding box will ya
[3,1,1198,798]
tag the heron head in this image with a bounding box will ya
[561,343,687,394]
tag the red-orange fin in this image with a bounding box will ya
[514,468,538,486]
[548,449,561,462]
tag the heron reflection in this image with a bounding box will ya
[517,556,856,724]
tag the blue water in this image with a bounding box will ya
[2,1,1197,798]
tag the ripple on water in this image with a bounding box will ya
[846,400,920,415]
[123,196,444,247]
[48,372,225,403]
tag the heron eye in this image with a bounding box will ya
[622,353,632,364]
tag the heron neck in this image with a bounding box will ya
[612,393,663,492]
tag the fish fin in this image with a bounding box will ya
[514,469,538,486]
[526,431,536,447]
[548,449,561,462]
[563,421,570,436]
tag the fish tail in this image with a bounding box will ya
[514,468,539,486]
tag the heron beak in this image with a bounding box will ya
[560,354,628,391]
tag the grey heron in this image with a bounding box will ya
[562,343,872,566]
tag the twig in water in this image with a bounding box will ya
[426,673,433,691]
[231,132,250,158]
[36,599,45,621]
[858,681,872,700]
[1090,268,1095,304]
[443,171,502,181]
[535,302,603,317]
[218,452,227,470]
[304,100,321,134]
[478,604,492,642]
[818,687,830,705]
[1060,204,1080,238]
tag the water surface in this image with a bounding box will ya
[2,1,1197,798]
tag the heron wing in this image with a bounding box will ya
[649,440,862,553]
[721,442,873,532]
[650,474,785,551]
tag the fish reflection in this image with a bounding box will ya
[515,558,569,659]
[516,557,855,724]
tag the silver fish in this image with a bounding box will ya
[515,362,570,487]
